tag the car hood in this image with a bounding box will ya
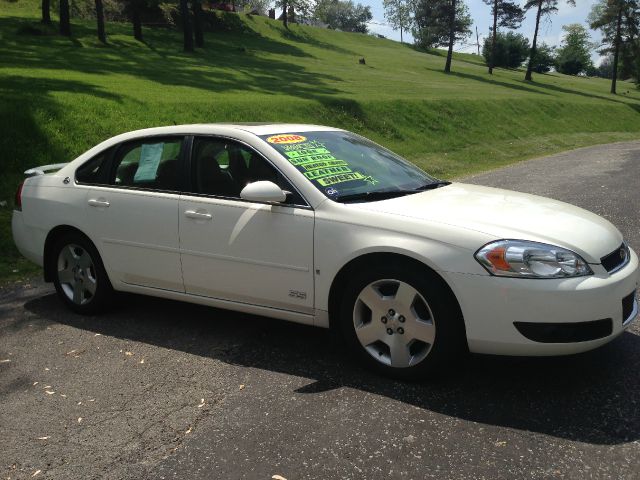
[349,183,623,263]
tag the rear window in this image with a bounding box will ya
[76,149,110,184]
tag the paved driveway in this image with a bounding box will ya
[2,141,639,479]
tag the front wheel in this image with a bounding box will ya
[51,232,113,314]
[338,263,466,379]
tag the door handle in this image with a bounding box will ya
[88,198,110,208]
[184,210,212,220]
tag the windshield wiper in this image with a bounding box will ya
[414,181,451,191]
[334,190,417,203]
[334,182,451,203]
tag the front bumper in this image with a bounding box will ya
[444,247,640,356]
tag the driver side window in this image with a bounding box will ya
[191,137,305,205]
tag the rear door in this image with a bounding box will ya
[179,136,315,313]
[84,136,186,292]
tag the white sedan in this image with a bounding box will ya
[12,124,639,378]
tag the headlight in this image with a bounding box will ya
[475,240,593,278]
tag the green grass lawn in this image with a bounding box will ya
[1,0,640,282]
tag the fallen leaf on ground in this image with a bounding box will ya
[45,390,55,395]
[44,368,50,371]
[37,436,50,441]
[78,417,83,423]
[139,359,145,364]
[495,441,507,447]
[0,359,10,363]
[65,350,77,356]
[77,402,82,405]
[32,470,41,477]
[44,385,51,389]
[272,475,287,480]
[33,382,38,386]
[185,426,192,434]
[88,398,95,402]
[125,352,134,356]
[198,399,205,408]
[60,394,67,398]
[239,384,245,390]
[94,333,101,337]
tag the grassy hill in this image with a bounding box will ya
[1,0,640,280]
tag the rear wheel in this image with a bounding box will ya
[339,262,466,379]
[51,233,113,314]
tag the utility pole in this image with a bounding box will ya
[476,25,480,55]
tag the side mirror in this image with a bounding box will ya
[240,181,287,203]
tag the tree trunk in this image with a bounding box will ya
[59,0,71,36]
[611,5,623,94]
[42,0,51,25]
[180,0,194,52]
[444,0,456,73]
[400,26,403,43]
[192,0,204,48]
[95,0,106,43]
[282,0,288,29]
[489,0,498,74]
[132,0,143,41]
[525,0,543,81]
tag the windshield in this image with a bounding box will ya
[260,131,442,202]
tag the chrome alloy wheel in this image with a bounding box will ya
[353,279,436,368]
[57,244,97,305]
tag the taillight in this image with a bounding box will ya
[15,181,24,211]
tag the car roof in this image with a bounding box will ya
[119,123,344,138]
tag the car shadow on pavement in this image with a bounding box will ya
[25,292,640,446]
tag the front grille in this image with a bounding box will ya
[622,291,637,325]
[601,243,630,273]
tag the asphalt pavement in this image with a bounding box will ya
[2,141,640,479]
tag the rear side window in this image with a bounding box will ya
[111,138,183,191]
[76,149,111,184]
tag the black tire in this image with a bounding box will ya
[338,261,467,380]
[50,232,114,315]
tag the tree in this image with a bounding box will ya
[555,23,593,75]
[412,0,472,73]
[95,0,106,43]
[531,42,555,72]
[236,0,272,13]
[596,55,615,78]
[275,0,309,27]
[42,0,52,25]
[483,0,525,74]
[523,0,575,81]
[130,0,144,41]
[280,0,289,27]
[482,31,529,68]
[314,0,373,33]
[59,0,71,36]
[179,0,194,51]
[192,0,204,47]
[383,0,412,43]
[590,0,639,94]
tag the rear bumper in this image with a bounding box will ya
[12,210,44,266]
[445,247,640,356]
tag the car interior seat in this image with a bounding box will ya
[196,144,239,197]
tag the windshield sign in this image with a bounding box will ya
[261,131,439,202]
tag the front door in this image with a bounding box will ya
[179,136,314,313]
